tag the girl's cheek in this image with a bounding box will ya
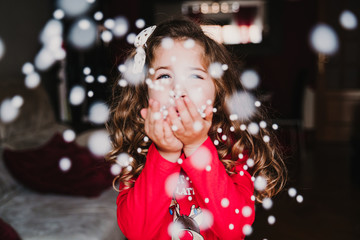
[187,87,207,108]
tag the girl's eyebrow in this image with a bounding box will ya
[154,66,171,71]
[190,67,206,73]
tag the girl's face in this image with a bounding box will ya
[148,40,216,112]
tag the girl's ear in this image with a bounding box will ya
[140,108,148,119]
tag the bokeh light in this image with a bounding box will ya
[69,85,86,105]
[59,157,71,172]
[68,18,97,50]
[240,69,260,90]
[189,146,211,170]
[254,176,267,191]
[25,72,41,89]
[135,19,145,29]
[227,91,256,121]
[267,215,276,225]
[88,101,109,124]
[288,187,297,197]
[87,129,111,156]
[112,16,129,38]
[56,0,92,17]
[208,62,224,79]
[309,23,339,55]
[339,10,358,30]
[63,129,76,142]
[22,62,34,75]
[0,98,20,123]
[262,197,273,210]
[165,173,181,198]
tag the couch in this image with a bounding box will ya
[0,81,125,240]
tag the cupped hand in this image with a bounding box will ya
[140,99,183,162]
[167,96,213,156]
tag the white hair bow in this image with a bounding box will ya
[132,25,156,74]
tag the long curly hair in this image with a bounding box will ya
[106,18,287,202]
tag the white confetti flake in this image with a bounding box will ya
[268,215,276,225]
[97,75,107,83]
[87,130,111,156]
[221,198,230,208]
[137,147,142,153]
[255,101,261,107]
[248,122,259,135]
[208,62,224,79]
[230,126,235,132]
[83,67,91,75]
[339,10,358,30]
[101,30,113,43]
[143,136,149,142]
[205,165,211,172]
[214,139,219,145]
[190,146,211,170]
[110,164,121,175]
[205,198,209,203]
[59,157,71,172]
[22,62,34,75]
[69,85,85,105]
[148,68,155,75]
[126,33,136,44]
[288,187,297,197]
[296,195,304,203]
[171,125,178,132]
[87,90,94,97]
[238,153,244,159]
[165,173,182,198]
[118,79,128,87]
[11,95,24,108]
[251,195,256,201]
[112,16,129,37]
[229,223,234,230]
[262,197,273,210]
[272,123,278,130]
[242,224,253,236]
[227,91,256,121]
[0,98,19,123]
[183,38,195,49]
[104,19,115,29]
[116,153,131,167]
[63,129,76,142]
[263,135,270,143]
[94,11,103,21]
[217,127,222,133]
[309,24,339,55]
[243,165,248,171]
[188,196,193,201]
[242,206,252,217]
[240,124,246,131]
[240,69,260,90]
[239,171,244,176]
[198,209,214,230]
[89,101,109,124]
[53,9,65,19]
[161,37,174,49]
[254,176,267,191]
[235,208,240,214]
[168,222,184,238]
[221,135,227,141]
[85,75,95,83]
[135,18,146,29]
[259,120,267,128]
[68,18,97,50]
[222,64,228,71]
[246,158,255,168]
[57,0,92,17]
[25,72,41,89]
[153,112,161,120]
[177,158,183,164]
[193,121,203,132]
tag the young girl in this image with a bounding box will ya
[107,18,286,240]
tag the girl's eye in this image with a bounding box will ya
[157,74,171,80]
[190,74,204,80]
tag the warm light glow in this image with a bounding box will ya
[221,2,229,13]
[222,25,242,44]
[211,2,220,14]
[201,25,223,43]
[201,3,209,14]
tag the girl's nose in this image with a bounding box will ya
[173,83,187,98]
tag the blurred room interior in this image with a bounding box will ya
[0,0,359,239]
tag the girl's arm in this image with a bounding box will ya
[181,137,255,240]
[116,143,181,239]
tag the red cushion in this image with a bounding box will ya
[3,133,114,197]
[0,218,21,240]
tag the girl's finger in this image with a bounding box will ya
[183,96,202,121]
[176,98,193,129]
[163,120,175,140]
[168,106,185,133]
[204,104,214,123]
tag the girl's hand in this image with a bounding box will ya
[140,99,183,163]
[167,96,213,157]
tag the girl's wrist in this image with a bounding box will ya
[183,136,208,157]
[157,149,182,163]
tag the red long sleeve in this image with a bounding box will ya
[181,137,255,239]
[116,143,181,239]
[116,137,255,240]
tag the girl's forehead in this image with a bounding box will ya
[151,39,208,67]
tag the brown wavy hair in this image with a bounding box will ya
[106,17,287,202]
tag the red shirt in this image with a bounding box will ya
[116,137,255,240]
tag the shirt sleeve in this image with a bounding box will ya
[181,137,255,240]
[116,143,181,239]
